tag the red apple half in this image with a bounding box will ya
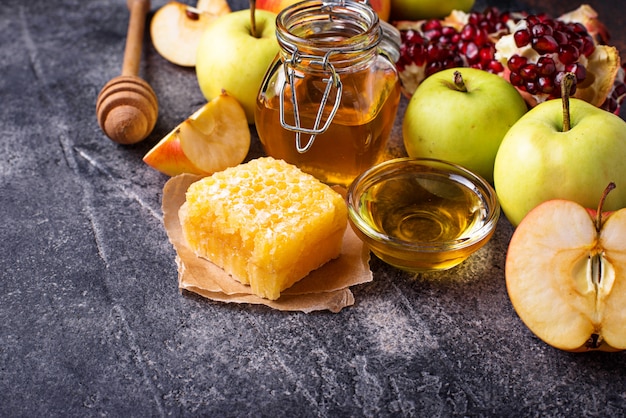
[505,183,626,352]
[150,0,231,67]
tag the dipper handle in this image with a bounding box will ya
[96,0,158,144]
[122,0,151,77]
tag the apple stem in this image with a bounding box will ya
[595,182,616,232]
[250,0,257,38]
[453,71,468,93]
[560,72,576,132]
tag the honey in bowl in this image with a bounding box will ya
[347,158,500,272]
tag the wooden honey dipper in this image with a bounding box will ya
[96,0,158,144]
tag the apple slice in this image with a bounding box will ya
[505,183,626,352]
[150,0,230,67]
[195,0,230,14]
[143,91,250,176]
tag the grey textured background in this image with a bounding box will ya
[1,0,625,416]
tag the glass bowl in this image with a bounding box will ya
[347,157,500,272]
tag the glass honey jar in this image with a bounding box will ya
[255,0,401,187]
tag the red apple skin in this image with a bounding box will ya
[586,208,614,220]
[256,0,391,21]
[143,130,208,177]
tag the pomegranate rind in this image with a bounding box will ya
[602,65,626,114]
[578,45,621,107]
[558,4,610,45]
[506,200,625,352]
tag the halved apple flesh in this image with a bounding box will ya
[505,199,626,352]
[143,91,250,176]
[150,0,230,67]
[195,0,231,14]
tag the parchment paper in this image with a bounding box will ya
[162,173,373,313]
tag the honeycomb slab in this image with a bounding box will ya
[179,157,348,300]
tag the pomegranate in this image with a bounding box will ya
[395,5,625,113]
[395,7,522,96]
[494,13,620,108]
[603,64,626,114]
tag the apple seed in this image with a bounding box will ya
[185,8,200,21]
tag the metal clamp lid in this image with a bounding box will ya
[279,49,343,153]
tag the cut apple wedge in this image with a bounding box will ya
[150,0,230,67]
[505,183,626,352]
[143,91,250,176]
[195,0,230,14]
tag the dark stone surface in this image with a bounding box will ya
[1,0,625,416]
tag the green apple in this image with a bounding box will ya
[494,96,626,227]
[390,0,475,21]
[196,8,279,123]
[403,68,528,183]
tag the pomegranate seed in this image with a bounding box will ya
[526,15,541,26]
[410,45,426,65]
[537,76,556,94]
[479,45,495,64]
[603,97,618,113]
[474,28,490,46]
[404,30,422,44]
[460,24,477,41]
[509,72,524,87]
[464,42,480,64]
[488,61,505,73]
[422,19,442,32]
[531,23,553,37]
[570,22,587,34]
[424,28,442,40]
[532,35,559,54]
[520,64,537,81]
[566,63,587,82]
[468,12,480,25]
[536,56,556,76]
[581,37,596,57]
[558,44,580,66]
[425,44,440,61]
[514,29,531,47]
[508,55,528,72]
[442,26,457,37]
[553,31,568,45]
[525,81,538,94]
[425,61,442,76]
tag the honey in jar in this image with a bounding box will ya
[255,0,401,187]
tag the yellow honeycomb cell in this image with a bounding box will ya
[179,157,348,300]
